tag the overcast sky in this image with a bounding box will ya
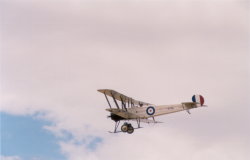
[1,0,250,160]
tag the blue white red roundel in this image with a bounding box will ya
[146,106,155,115]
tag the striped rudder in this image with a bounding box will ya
[192,95,205,106]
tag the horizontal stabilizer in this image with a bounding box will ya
[182,102,198,109]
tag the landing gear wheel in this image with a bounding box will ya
[127,126,134,134]
[121,124,128,132]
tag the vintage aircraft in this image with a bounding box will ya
[98,89,207,134]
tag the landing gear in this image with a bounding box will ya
[121,123,128,132]
[127,125,134,134]
[121,122,134,134]
[114,121,120,133]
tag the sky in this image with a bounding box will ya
[1,0,250,160]
[1,113,65,160]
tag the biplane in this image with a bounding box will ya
[98,89,207,134]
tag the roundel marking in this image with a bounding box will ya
[146,106,155,115]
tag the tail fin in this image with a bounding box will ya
[192,95,205,106]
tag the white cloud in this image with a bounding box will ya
[1,0,249,160]
[59,126,250,160]
[0,155,22,160]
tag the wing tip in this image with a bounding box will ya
[97,89,109,93]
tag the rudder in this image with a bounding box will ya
[192,95,205,106]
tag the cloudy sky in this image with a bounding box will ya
[1,0,249,160]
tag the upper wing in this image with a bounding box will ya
[98,89,152,106]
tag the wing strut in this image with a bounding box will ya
[104,92,112,109]
[131,100,134,107]
[136,118,141,128]
[111,92,120,109]
[120,96,127,111]
[114,121,120,133]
